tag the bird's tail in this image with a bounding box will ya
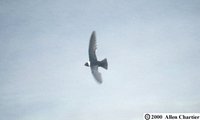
[99,58,108,70]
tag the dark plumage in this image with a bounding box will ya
[84,31,108,84]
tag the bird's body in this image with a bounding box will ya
[85,31,108,84]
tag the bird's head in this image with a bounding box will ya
[84,61,90,67]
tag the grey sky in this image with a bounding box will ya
[0,0,200,120]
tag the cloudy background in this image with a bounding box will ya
[0,0,200,120]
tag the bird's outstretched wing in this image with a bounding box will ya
[89,31,97,62]
[91,66,102,84]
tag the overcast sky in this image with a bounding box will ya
[0,0,200,120]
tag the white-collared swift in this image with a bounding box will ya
[84,31,108,84]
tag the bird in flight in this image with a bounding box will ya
[84,31,108,84]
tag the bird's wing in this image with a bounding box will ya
[91,66,102,84]
[89,31,97,62]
